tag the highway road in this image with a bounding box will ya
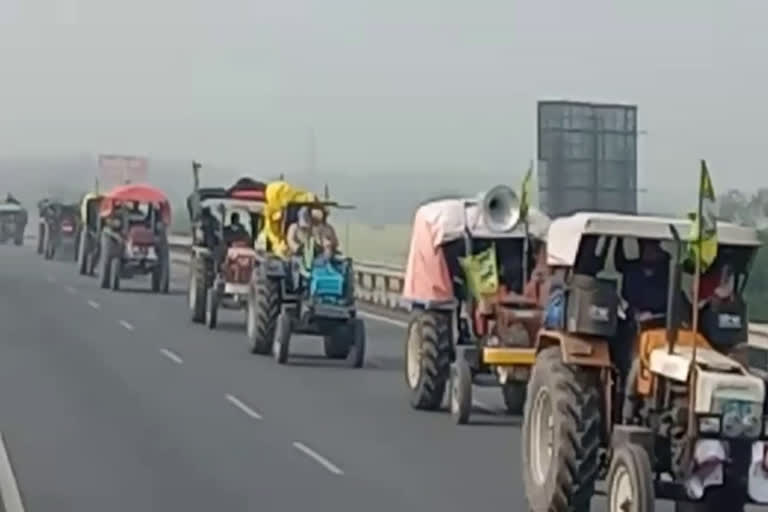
[0,243,528,512]
[0,244,695,511]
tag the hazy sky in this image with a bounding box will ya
[0,0,765,198]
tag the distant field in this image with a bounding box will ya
[338,222,411,265]
[173,216,411,266]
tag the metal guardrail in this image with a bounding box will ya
[167,234,768,343]
[168,235,408,311]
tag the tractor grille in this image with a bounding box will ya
[224,255,254,284]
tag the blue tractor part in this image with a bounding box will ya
[309,260,346,301]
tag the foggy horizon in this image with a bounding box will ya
[1,0,767,214]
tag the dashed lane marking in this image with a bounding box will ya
[87,300,100,310]
[225,394,263,420]
[292,442,344,476]
[119,320,134,331]
[159,348,183,364]
[0,433,26,512]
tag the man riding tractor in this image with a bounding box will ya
[97,184,171,293]
[522,212,768,512]
[0,195,27,246]
[187,168,267,329]
[402,186,551,422]
[246,181,365,368]
[37,199,80,260]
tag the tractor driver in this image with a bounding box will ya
[286,206,312,256]
[224,212,249,244]
[310,207,339,260]
[616,238,670,320]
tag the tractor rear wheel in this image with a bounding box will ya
[405,311,452,410]
[189,255,207,323]
[247,270,281,355]
[522,345,602,512]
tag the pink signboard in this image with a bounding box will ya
[98,155,149,188]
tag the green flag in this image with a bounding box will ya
[688,160,718,272]
[519,165,533,222]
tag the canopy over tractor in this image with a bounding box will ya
[99,183,171,224]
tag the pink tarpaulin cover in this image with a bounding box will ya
[402,206,454,303]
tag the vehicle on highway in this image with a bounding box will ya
[521,212,767,512]
[76,192,104,275]
[246,181,365,368]
[0,195,27,246]
[98,183,171,293]
[187,162,267,329]
[37,198,81,260]
[401,186,551,422]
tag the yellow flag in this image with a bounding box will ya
[459,245,499,300]
[688,160,718,271]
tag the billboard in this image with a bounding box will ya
[98,154,149,189]
[537,101,637,217]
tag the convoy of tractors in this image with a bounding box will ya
[11,161,768,511]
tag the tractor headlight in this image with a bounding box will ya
[743,411,762,439]
[722,409,743,438]
[698,415,722,435]
[712,397,763,439]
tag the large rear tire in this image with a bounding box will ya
[37,224,44,254]
[522,345,602,512]
[99,235,113,290]
[77,231,89,275]
[273,312,291,364]
[206,287,219,329]
[110,258,121,291]
[152,248,170,293]
[189,255,207,323]
[404,311,452,410]
[247,270,281,355]
[346,318,366,369]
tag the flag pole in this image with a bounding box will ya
[522,161,532,285]
[688,161,705,435]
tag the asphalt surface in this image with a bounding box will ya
[0,242,684,511]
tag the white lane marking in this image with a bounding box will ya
[225,394,263,420]
[0,433,26,512]
[292,442,344,476]
[358,310,408,328]
[119,320,134,331]
[159,348,183,364]
[87,300,100,310]
[65,286,77,294]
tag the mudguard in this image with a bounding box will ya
[535,329,612,368]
